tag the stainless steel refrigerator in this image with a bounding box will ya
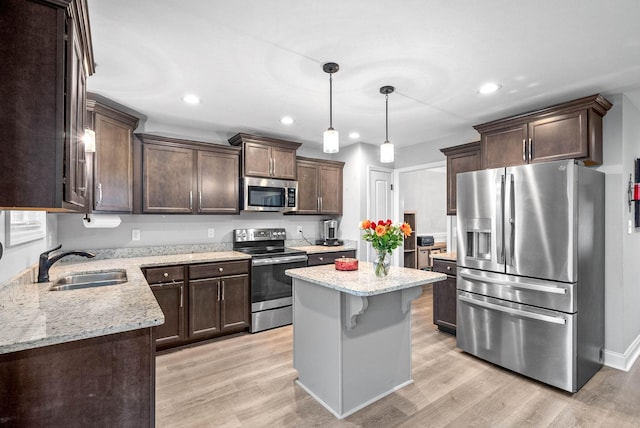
[456,159,604,392]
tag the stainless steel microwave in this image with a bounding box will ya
[242,177,298,212]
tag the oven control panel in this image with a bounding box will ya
[234,228,287,242]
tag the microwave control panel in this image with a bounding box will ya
[287,188,296,207]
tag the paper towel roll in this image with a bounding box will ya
[82,214,122,228]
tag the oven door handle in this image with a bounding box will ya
[252,255,308,266]
[458,294,567,325]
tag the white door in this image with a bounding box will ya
[367,168,393,262]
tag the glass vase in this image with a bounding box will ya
[374,249,391,277]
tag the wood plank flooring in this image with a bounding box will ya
[156,285,640,427]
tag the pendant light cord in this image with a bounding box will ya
[385,93,389,142]
[329,74,334,130]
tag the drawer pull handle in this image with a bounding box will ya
[163,272,169,278]
[219,267,224,272]
[446,266,451,271]
[319,257,324,261]
[459,294,566,325]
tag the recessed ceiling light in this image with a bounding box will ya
[280,116,294,125]
[349,132,360,139]
[182,94,201,104]
[478,82,501,95]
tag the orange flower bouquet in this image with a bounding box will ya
[360,219,413,276]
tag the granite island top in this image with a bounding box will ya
[286,262,446,296]
[0,251,250,355]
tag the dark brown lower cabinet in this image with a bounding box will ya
[0,328,154,427]
[146,260,250,351]
[151,281,185,348]
[307,250,356,266]
[432,258,457,334]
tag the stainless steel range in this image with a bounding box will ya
[233,228,307,332]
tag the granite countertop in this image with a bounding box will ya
[0,251,250,355]
[290,244,357,254]
[286,262,446,297]
[432,252,457,262]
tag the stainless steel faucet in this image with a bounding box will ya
[37,245,96,283]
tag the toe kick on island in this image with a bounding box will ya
[286,262,446,419]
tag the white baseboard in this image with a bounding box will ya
[604,333,640,371]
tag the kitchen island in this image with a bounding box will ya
[286,262,446,419]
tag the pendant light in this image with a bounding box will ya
[323,62,339,153]
[380,85,395,163]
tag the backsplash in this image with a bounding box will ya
[57,239,359,265]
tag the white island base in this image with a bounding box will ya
[289,263,445,419]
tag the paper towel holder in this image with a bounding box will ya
[82,213,122,229]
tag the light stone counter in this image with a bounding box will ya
[0,251,250,355]
[432,251,457,262]
[286,262,445,296]
[289,244,357,254]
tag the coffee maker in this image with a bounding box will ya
[317,219,342,246]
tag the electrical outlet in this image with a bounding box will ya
[297,226,303,236]
[207,228,215,238]
[132,229,140,241]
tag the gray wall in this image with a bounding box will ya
[57,213,328,250]
[395,129,479,168]
[599,92,640,368]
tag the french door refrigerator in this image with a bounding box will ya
[456,159,604,392]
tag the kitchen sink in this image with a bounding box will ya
[49,269,128,291]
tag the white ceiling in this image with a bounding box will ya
[87,0,640,152]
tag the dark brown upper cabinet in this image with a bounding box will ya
[86,97,139,213]
[0,0,95,210]
[474,94,612,169]
[440,142,481,215]
[228,133,301,180]
[295,157,344,215]
[135,134,240,214]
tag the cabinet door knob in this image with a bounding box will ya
[219,267,224,272]
[319,257,324,261]
[446,266,451,271]
[163,272,169,278]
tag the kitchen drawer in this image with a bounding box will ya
[145,265,185,284]
[457,290,576,391]
[188,260,249,280]
[307,250,356,266]
[432,259,456,276]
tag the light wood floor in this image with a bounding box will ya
[156,285,640,427]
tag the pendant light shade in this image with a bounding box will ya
[323,62,340,153]
[380,86,395,163]
[323,128,339,153]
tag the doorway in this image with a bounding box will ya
[367,167,393,262]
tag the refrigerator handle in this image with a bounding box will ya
[458,294,567,325]
[506,173,515,266]
[496,174,505,265]
[459,272,568,294]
